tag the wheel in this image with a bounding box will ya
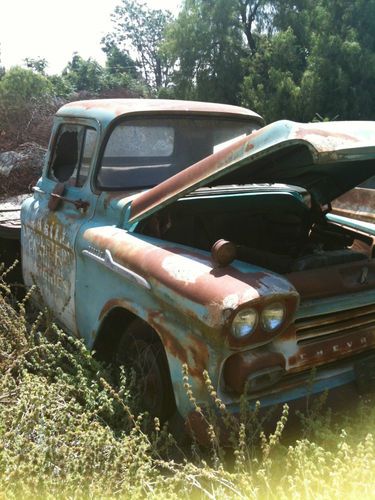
[114,319,176,421]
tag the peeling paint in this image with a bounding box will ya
[162,254,212,284]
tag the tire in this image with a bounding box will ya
[114,319,176,422]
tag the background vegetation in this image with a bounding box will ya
[1,267,375,498]
[2,0,375,150]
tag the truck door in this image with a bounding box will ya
[21,120,98,336]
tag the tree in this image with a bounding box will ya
[24,57,48,75]
[241,0,375,122]
[102,36,138,80]
[297,0,375,120]
[62,53,105,93]
[164,0,246,103]
[105,0,173,91]
[60,51,145,97]
[237,0,275,53]
[162,0,375,121]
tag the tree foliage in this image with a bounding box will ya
[241,0,375,121]
[105,0,173,91]
[164,0,245,103]
[162,0,375,122]
[58,52,144,97]
[2,0,375,127]
[102,38,139,80]
[24,57,48,75]
[62,53,105,93]
[0,49,6,81]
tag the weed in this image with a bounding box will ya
[0,270,375,498]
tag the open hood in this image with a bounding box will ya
[128,120,375,224]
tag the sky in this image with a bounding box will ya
[0,0,180,74]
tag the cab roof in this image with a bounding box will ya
[56,98,264,127]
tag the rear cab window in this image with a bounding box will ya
[97,115,258,190]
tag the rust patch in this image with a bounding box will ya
[223,349,286,394]
[85,226,298,330]
[186,333,209,379]
[332,187,375,223]
[99,298,130,321]
[287,259,375,300]
[151,320,188,366]
[60,99,263,121]
[294,127,360,144]
[48,182,65,211]
[99,300,209,380]
[148,315,209,381]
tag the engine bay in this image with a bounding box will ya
[136,186,373,274]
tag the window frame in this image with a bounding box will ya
[47,119,99,189]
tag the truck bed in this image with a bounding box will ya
[0,194,28,240]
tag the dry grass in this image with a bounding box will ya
[1,263,375,499]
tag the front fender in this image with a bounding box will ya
[76,226,299,418]
[82,226,299,330]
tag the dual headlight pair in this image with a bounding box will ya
[232,302,285,339]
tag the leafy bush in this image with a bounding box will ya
[0,67,58,147]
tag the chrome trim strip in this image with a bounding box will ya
[82,248,151,290]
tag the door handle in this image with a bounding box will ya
[32,185,90,212]
[32,186,46,194]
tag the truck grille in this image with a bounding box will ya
[295,304,375,345]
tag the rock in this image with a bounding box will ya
[0,151,24,176]
[0,142,46,176]
[0,143,47,197]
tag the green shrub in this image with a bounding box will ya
[0,67,56,145]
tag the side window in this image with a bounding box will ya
[49,125,97,187]
[71,128,97,187]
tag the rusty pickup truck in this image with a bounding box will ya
[1,99,375,438]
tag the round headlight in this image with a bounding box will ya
[260,302,285,332]
[232,308,258,338]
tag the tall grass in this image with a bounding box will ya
[1,263,375,499]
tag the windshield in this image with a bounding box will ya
[97,115,259,190]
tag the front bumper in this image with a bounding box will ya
[186,351,375,444]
